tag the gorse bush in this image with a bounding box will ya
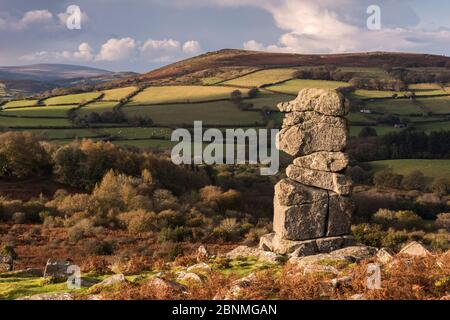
[372,209,425,230]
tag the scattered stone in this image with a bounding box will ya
[17,292,75,300]
[0,255,13,272]
[316,237,345,253]
[226,246,280,263]
[277,89,347,116]
[286,165,352,196]
[197,245,210,262]
[376,248,394,264]
[330,276,352,288]
[187,262,212,273]
[218,273,256,300]
[147,277,187,294]
[258,233,275,252]
[176,271,203,284]
[330,246,377,262]
[293,152,349,172]
[88,274,126,294]
[399,241,431,257]
[43,260,71,281]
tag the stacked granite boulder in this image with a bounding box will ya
[260,89,355,256]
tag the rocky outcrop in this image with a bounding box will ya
[261,88,354,255]
[43,260,71,281]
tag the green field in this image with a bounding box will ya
[122,101,264,126]
[346,112,378,124]
[369,159,450,180]
[101,86,137,101]
[364,97,450,116]
[2,100,39,109]
[351,90,403,100]
[267,79,350,95]
[1,105,77,118]
[0,116,72,127]
[77,101,118,116]
[337,67,392,79]
[128,86,250,106]
[244,92,293,111]
[222,68,297,87]
[409,83,448,96]
[44,92,102,105]
[365,99,424,115]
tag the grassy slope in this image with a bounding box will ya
[122,101,264,126]
[44,92,101,105]
[101,86,137,101]
[223,68,297,87]
[369,159,450,180]
[267,79,350,95]
[128,86,250,106]
[2,100,39,109]
[1,105,77,118]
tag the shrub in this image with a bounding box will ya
[373,170,403,189]
[401,170,426,191]
[158,226,191,243]
[12,212,26,224]
[119,209,156,234]
[67,219,95,242]
[85,239,115,256]
[0,131,51,179]
[435,213,450,231]
[373,209,425,230]
[351,224,385,248]
[431,178,450,196]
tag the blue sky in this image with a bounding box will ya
[1,0,449,72]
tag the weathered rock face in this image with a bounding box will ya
[262,89,354,256]
[43,260,71,281]
[286,165,352,196]
[293,152,349,172]
[277,89,348,116]
[278,114,348,157]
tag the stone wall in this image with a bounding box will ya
[260,89,355,256]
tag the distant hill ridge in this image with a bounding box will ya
[132,49,450,83]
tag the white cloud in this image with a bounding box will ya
[95,37,137,61]
[182,40,202,54]
[140,39,202,62]
[14,10,54,30]
[20,37,203,64]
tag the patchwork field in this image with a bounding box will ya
[122,101,264,126]
[128,86,250,106]
[351,90,403,100]
[1,105,77,118]
[369,159,450,180]
[0,116,72,127]
[222,68,297,87]
[1,99,39,109]
[244,92,293,111]
[267,79,350,95]
[409,83,448,96]
[337,67,392,79]
[44,92,102,106]
[101,86,138,101]
[365,97,450,115]
[77,101,118,116]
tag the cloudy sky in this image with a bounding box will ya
[1,0,449,72]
